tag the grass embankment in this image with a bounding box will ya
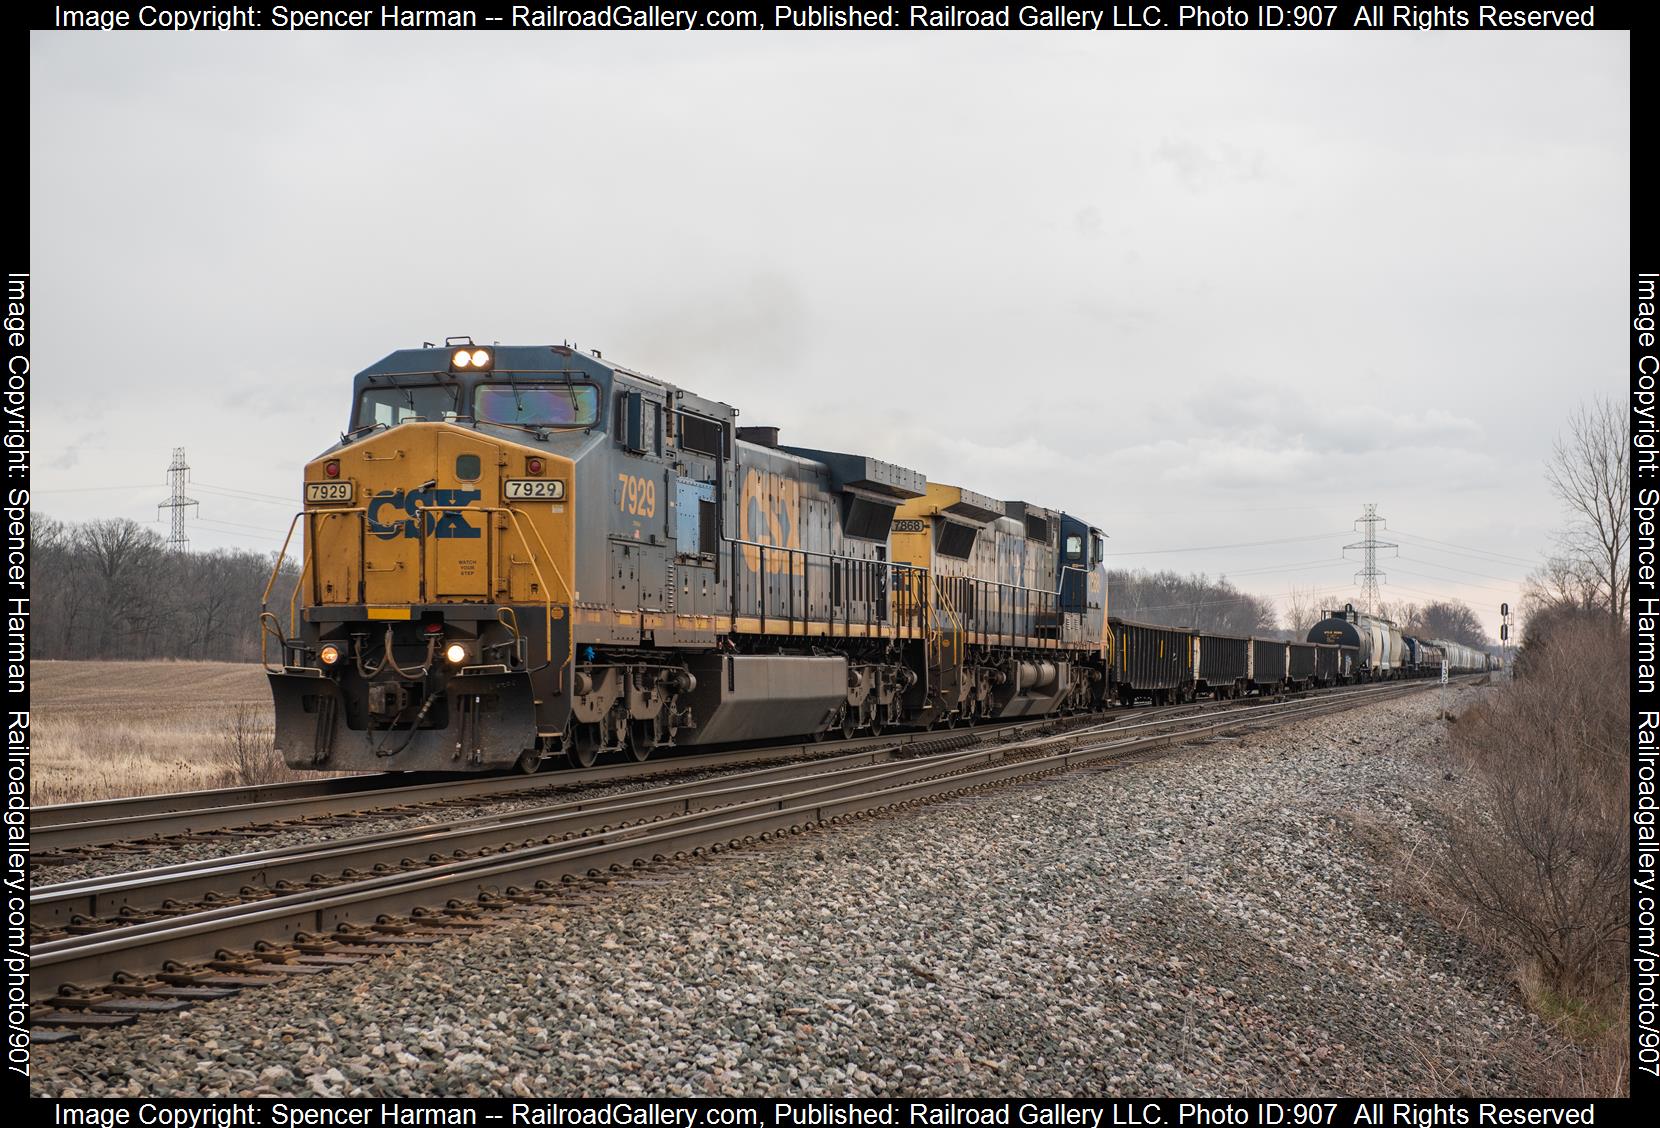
[30,660,301,806]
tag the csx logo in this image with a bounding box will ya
[366,488,482,540]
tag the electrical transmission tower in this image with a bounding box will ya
[1343,502,1397,616]
[157,447,199,553]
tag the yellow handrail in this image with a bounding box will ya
[257,503,572,676]
[495,505,567,668]
[259,509,315,670]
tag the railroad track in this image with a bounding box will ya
[34,697,1249,861]
[28,677,1442,1031]
[30,677,1420,859]
[30,718,1066,860]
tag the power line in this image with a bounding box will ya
[1101,531,1351,558]
[1391,566,1517,596]
[1222,557,1350,579]
[1390,529,1540,568]
[36,484,164,494]
[196,516,290,535]
[194,481,298,505]
[1396,555,1527,584]
[191,522,288,543]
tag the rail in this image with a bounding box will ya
[29,679,1440,1004]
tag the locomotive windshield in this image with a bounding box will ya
[355,384,462,429]
[475,382,599,428]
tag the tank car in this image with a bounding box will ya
[263,340,1112,773]
[1306,605,1404,680]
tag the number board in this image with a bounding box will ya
[305,481,354,504]
[504,479,566,500]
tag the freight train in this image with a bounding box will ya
[262,340,1494,774]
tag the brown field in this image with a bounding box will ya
[29,660,312,806]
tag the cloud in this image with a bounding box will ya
[1151,138,1268,191]
[26,32,1626,637]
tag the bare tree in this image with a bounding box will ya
[1408,599,1490,648]
[1107,569,1278,635]
[76,518,168,658]
[1280,584,1322,639]
[1375,598,1420,629]
[1545,398,1630,624]
[31,512,302,662]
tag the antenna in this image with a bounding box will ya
[157,446,199,553]
[1343,502,1397,616]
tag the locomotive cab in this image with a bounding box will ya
[266,342,607,773]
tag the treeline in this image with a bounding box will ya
[1106,570,1279,636]
[1374,599,1493,649]
[30,514,299,662]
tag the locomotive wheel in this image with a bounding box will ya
[568,723,600,770]
[869,711,884,738]
[841,708,858,740]
[516,748,541,775]
[627,720,653,763]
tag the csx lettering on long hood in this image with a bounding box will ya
[365,487,482,540]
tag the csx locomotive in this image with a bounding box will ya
[264,340,1496,775]
[265,340,1111,773]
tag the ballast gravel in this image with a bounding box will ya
[36,745,914,886]
[33,683,1558,1097]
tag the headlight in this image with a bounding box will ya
[319,644,342,666]
[444,642,469,665]
[449,346,492,372]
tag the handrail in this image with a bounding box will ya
[256,503,571,677]
[497,505,568,668]
[724,537,929,638]
[258,509,322,671]
[407,502,570,669]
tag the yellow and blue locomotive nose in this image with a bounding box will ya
[269,422,576,771]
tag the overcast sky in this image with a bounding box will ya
[30,30,1629,636]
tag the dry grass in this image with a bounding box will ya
[30,659,314,806]
[1434,623,1631,1096]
